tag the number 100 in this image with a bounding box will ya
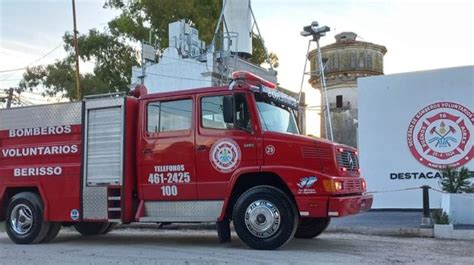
[161,185,178,196]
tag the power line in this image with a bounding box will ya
[0,67,27,73]
[146,72,211,83]
[0,78,23,82]
[29,43,64,66]
[160,54,211,67]
[0,43,63,82]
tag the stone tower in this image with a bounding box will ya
[308,32,386,147]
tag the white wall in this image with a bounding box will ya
[327,85,358,109]
[358,66,474,208]
[132,48,213,93]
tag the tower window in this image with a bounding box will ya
[336,95,343,108]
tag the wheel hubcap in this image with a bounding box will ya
[244,200,281,238]
[10,204,33,235]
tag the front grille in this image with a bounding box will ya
[336,150,359,171]
[302,146,332,159]
[344,179,362,192]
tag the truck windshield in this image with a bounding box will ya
[256,101,300,135]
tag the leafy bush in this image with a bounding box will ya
[439,167,472,193]
[432,209,450,225]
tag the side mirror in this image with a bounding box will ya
[223,95,234,123]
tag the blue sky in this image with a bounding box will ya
[1,0,473,91]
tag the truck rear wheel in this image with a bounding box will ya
[74,222,111,236]
[294,217,331,239]
[5,192,51,244]
[42,222,62,243]
[101,223,118,234]
[41,223,62,243]
[232,186,298,250]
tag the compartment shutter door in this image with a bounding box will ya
[86,106,123,185]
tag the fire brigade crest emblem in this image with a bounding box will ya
[407,102,474,169]
[210,138,241,173]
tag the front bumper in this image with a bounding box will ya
[327,194,373,217]
[296,193,373,218]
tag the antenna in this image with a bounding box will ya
[299,21,334,141]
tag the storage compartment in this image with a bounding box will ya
[82,96,125,220]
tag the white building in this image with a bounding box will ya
[358,66,474,209]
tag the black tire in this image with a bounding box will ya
[101,223,118,234]
[294,217,331,239]
[5,192,51,244]
[232,186,298,250]
[42,222,62,243]
[74,222,110,236]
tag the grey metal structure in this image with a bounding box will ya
[141,201,225,222]
[300,21,333,141]
[0,102,81,130]
[82,186,109,220]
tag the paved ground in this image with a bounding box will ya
[329,211,422,229]
[1,228,473,265]
[326,210,436,236]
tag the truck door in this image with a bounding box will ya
[139,97,196,200]
[195,93,258,199]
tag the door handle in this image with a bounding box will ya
[143,148,152,154]
[196,145,208,151]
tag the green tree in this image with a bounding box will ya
[439,167,472,193]
[19,30,139,100]
[250,34,279,68]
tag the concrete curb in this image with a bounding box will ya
[326,226,434,238]
[434,224,474,241]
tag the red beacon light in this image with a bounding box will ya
[232,71,277,89]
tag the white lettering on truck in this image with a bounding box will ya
[1,145,78,158]
[14,167,62,177]
[149,164,189,197]
[9,125,72,138]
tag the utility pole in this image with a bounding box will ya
[71,0,81,100]
[140,30,157,85]
[140,41,146,85]
[6,87,14,109]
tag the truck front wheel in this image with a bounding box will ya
[74,222,111,236]
[232,186,298,250]
[294,217,331,239]
[5,192,51,244]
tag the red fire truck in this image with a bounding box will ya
[0,71,372,250]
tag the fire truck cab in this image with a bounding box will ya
[0,71,372,250]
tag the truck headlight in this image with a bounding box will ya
[323,180,344,192]
[361,179,367,191]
